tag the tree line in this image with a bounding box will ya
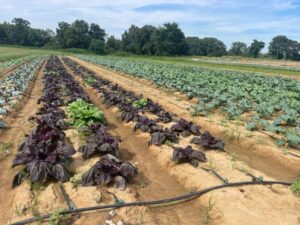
[0,18,299,60]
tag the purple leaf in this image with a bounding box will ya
[172,146,206,167]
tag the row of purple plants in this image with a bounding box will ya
[63,57,225,168]
[12,56,137,189]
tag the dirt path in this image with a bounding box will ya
[0,60,46,225]
[3,56,299,225]
[63,58,300,225]
[61,58,207,225]
[69,57,300,182]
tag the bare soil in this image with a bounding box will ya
[69,56,300,181]
[1,57,299,225]
[62,58,300,225]
[0,60,46,225]
[61,59,207,225]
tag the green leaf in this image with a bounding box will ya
[246,122,257,131]
[285,132,300,149]
[132,99,148,109]
[67,99,105,129]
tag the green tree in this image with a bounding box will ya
[65,20,90,49]
[121,25,141,54]
[185,37,202,55]
[199,37,227,56]
[28,28,53,47]
[89,39,105,54]
[269,35,300,60]
[0,22,13,44]
[89,23,106,41]
[139,25,157,55]
[249,39,265,58]
[158,23,187,55]
[56,22,70,48]
[229,42,247,56]
[11,18,30,45]
[106,35,122,53]
[121,23,187,56]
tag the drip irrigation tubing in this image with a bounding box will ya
[286,151,300,158]
[201,167,228,184]
[58,182,76,210]
[235,167,260,181]
[11,180,292,225]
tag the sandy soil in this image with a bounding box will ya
[69,57,300,181]
[61,59,206,225]
[1,57,299,225]
[62,57,300,225]
[0,60,46,225]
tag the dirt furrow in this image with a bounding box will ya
[0,59,47,225]
[69,56,300,181]
[63,57,300,225]
[61,58,209,225]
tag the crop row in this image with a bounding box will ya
[0,56,45,128]
[63,57,225,167]
[12,56,137,190]
[0,55,36,73]
[77,55,300,149]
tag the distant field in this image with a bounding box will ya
[1,45,299,76]
[188,56,300,70]
[130,55,300,77]
[0,46,52,62]
[0,45,94,62]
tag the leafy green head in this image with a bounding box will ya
[67,99,105,129]
[133,98,148,109]
[83,77,97,86]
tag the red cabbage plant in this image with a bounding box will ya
[190,131,225,151]
[171,119,201,137]
[78,123,119,159]
[149,128,178,146]
[82,154,137,190]
[133,116,162,133]
[172,145,206,167]
[12,119,75,187]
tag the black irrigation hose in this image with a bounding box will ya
[11,180,292,225]
[201,167,228,184]
[58,182,76,210]
[235,168,260,181]
[286,151,300,158]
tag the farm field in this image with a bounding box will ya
[0,46,57,62]
[120,55,300,77]
[0,49,300,225]
[189,56,300,71]
[76,55,300,153]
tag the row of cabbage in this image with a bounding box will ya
[0,55,37,74]
[77,55,300,149]
[0,57,45,128]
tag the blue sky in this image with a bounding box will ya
[0,0,299,49]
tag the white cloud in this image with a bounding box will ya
[0,0,299,48]
[273,0,298,10]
